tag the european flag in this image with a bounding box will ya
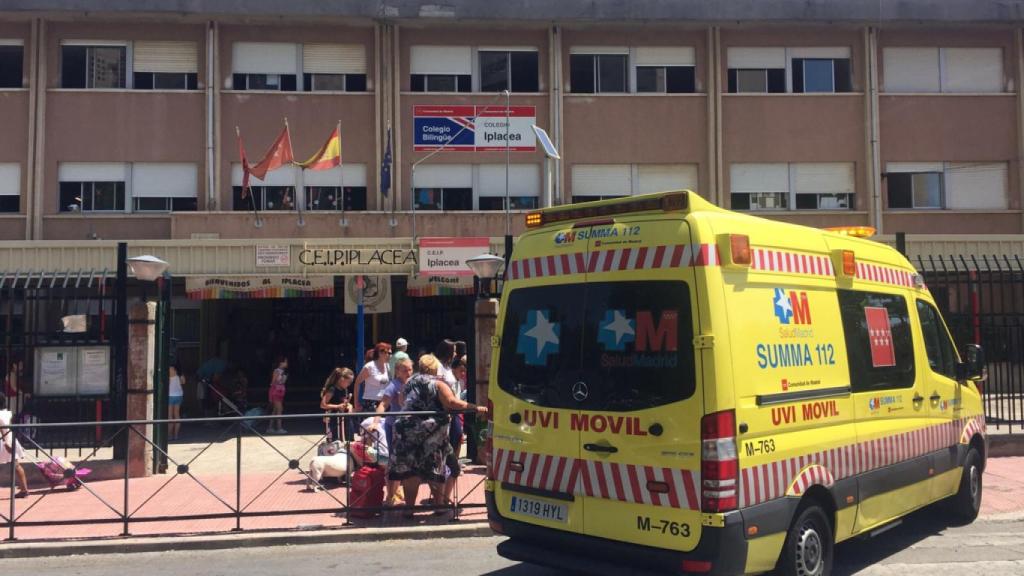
[380,126,392,199]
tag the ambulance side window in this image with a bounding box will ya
[838,289,916,392]
[916,300,958,379]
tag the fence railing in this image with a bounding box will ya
[915,253,1024,434]
[1,410,485,542]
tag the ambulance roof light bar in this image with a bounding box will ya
[525,191,688,228]
[824,226,876,238]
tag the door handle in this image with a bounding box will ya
[913,394,924,404]
[584,443,618,454]
[930,393,942,402]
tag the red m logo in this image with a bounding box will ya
[636,310,679,352]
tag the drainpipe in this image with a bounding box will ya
[714,27,724,207]
[553,24,564,204]
[24,18,38,240]
[206,21,215,211]
[31,19,46,240]
[1016,28,1024,231]
[706,25,718,204]
[867,27,883,232]
[212,21,222,213]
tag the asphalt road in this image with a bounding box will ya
[10,511,1024,575]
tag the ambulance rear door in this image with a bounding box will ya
[574,215,706,552]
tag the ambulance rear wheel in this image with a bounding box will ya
[778,504,833,576]
[948,447,983,525]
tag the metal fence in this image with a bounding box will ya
[915,254,1024,434]
[1,410,485,541]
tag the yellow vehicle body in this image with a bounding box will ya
[486,191,986,575]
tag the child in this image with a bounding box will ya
[0,398,29,498]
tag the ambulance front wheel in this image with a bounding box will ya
[948,447,983,525]
[777,503,834,576]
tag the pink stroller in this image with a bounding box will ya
[35,456,91,490]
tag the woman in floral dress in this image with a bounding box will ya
[389,354,486,516]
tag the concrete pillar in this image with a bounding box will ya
[474,298,499,409]
[126,302,156,478]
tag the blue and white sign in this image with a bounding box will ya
[414,105,536,152]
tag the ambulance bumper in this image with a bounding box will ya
[488,492,748,576]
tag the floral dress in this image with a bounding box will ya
[388,374,452,484]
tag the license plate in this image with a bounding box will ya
[509,495,568,523]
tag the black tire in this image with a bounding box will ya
[777,504,834,576]
[948,447,983,525]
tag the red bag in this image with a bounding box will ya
[349,465,385,518]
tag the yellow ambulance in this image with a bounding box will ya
[485,190,987,576]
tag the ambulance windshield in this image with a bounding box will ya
[497,281,696,411]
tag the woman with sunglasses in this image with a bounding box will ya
[354,342,391,413]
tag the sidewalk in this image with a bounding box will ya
[0,428,488,542]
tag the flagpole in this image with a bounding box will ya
[338,120,347,228]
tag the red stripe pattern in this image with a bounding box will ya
[740,414,986,508]
[493,449,700,511]
[751,249,834,278]
[508,244,720,281]
[855,261,916,288]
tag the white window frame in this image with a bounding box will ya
[569,47,630,94]
[474,47,540,93]
[886,161,1008,210]
[730,162,855,211]
[883,47,1005,94]
[231,42,300,91]
[885,162,945,209]
[727,46,852,94]
[301,43,368,92]
[0,39,25,90]
[59,40,131,89]
[475,163,541,210]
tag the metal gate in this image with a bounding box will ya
[915,254,1024,434]
[0,254,129,453]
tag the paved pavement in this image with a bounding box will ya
[5,515,1024,576]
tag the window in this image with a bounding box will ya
[58,163,127,212]
[131,163,198,212]
[0,163,20,212]
[479,49,539,93]
[497,281,695,411]
[412,164,472,210]
[635,47,696,93]
[728,47,851,93]
[572,164,698,202]
[886,162,1008,210]
[302,43,367,92]
[478,163,540,210]
[303,164,368,210]
[0,42,23,88]
[838,289,916,392]
[570,49,628,93]
[231,164,297,210]
[410,46,472,92]
[133,41,198,90]
[232,42,298,91]
[916,300,958,379]
[883,47,1004,93]
[61,44,127,89]
[731,162,854,211]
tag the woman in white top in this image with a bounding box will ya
[354,342,392,413]
[168,365,185,440]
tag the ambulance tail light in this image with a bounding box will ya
[701,410,738,513]
[484,399,495,480]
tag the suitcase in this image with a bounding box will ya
[349,465,385,518]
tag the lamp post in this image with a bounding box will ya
[127,255,171,474]
[465,253,504,462]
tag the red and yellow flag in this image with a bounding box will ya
[297,125,342,171]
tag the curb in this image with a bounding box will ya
[0,520,493,559]
[989,434,1024,458]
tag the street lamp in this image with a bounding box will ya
[464,253,504,463]
[127,254,172,473]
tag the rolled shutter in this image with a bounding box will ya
[727,47,786,69]
[636,164,698,194]
[788,47,851,60]
[133,41,198,73]
[303,44,366,75]
[886,162,943,174]
[0,163,20,196]
[570,46,629,55]
[410,46,471,75]
[59,163,128,182]
[303,165,367,187]
[413,164,472,188]
[232,42,298,74]
[572,165,631,197]
[231,164,297,187]
[635,47,695,67]
[478,164,540,197]
[729,163,788,193]
[792,163,854,194]
[882,47,939,92]
[942,48,1003,93]
[132,163,197,198]
[945,162,1007,209]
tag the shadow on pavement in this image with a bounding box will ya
[833,506,957,575]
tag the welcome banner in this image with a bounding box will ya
[186,276,334,300]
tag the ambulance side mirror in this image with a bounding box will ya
[957,344,986,383]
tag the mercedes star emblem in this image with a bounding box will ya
[571,381,589,402]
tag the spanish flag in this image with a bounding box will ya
[298,124,342,171]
